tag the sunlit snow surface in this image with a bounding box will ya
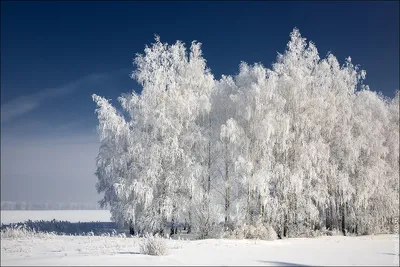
[1,234,399,266]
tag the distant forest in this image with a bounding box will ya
[1,201,105,210]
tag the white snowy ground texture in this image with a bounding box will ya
[1,211,399,266]
[1,234,399,266]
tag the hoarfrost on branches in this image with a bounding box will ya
[93,29,399,238]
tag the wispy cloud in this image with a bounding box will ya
[1,69,128,124]
[0,68,131,204]
[1,86,72,124]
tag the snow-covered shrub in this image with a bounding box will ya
[1,224,56,239]
[208,223,225,239]
[256,222,278,240]
[86,231,95,236]
[224,225,243,240]
[118,232,127,238]
[224,220,277,240]
[139,234,169,256]
[244,221,277,240]
[1,224,31,238]
[323,229,343,236]
[296,228,323,238]
[192,198,223,239]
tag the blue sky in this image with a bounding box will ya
[1,1,399,204]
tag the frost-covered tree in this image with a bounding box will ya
[93,36,214,236]
[93,29,399,239]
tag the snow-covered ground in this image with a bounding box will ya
[0,210,112,224]
[1,234,399,266]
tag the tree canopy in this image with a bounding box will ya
[93,29,399,238]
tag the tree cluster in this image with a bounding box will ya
[93,29,399,239]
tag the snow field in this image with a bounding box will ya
[1,234,399,266]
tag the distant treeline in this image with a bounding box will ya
[1,220,122,236]
[1,201,106,210]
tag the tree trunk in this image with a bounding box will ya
[188,195,192,234]
[325,206,331,230]
[341,202,346,236]
[247,184,251,223]
[261,204,265,220]
[129,219,135,236]
[224,175,230,225]
[355,221,358,235]
[332,201,336,230]
[208,114,212,195]
[187,212,192,234]
[170,204,177,237]
[224,142,230,226]
[170,218,178,237]
[283,213,288,238]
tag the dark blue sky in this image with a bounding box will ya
[2,1,399,129]
[1,1,398,203]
